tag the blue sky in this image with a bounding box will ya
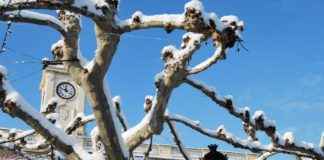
[0,0,324,159]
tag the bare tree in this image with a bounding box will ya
[0,0,323,160]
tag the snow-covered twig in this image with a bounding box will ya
[166,114,267,153]
[185,78,324,159]
[166,120,191,160]
[166,114,315,159]
[185,78,257,132]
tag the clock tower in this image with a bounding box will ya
[40,64,85,136]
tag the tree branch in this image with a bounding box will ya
[81,80,129,159]
[113,96,128,131]
[121,1,224,150]
[86,22,120,77]
[122,30,210,151]
[118,12,185,33]
[65,114,95,135]
[54,10,128,160]
[185,78,258,138]
[118,0,221,34]
[166,114,265,152]
[0,0,105,20]
[65,96,128,135]
[166,114,315,159]
[166,120,191,160]
[0,10,67,35]
[188,44,225,74]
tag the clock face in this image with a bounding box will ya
[56,82,76,99]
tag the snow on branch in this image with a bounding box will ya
[166,114,316,159]
[118,0,221,34]
[185,78,252,125]
[118,12,185,33]
[188,15,245,74]
[122,107,154,150]
[173,32,206,62]
[0,66,91,160]
[0,0,107,20]
[188,44,224,74]
[123,31,209,151]
[65,113,95,135]
[0,10,67,35]
[143,95,154,113]
[166,114,269,153]
[184,78,324,159]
